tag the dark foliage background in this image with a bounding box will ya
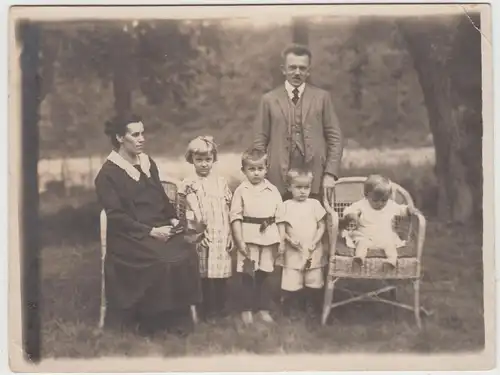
[38,16,433,159]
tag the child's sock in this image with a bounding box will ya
[281,290,292,316]
[297,288,308,313]
[201,278,214,319]
[214,278,229,316]
[281,290,301,317]
[239,272,256,313]
[305,287,323,316]
[255,270,272,312]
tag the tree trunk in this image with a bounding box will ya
[292,17,309,45]
[112,27,132,115]
[17,19,41,362]
[448,14,483,225]
[270,52,284,89]
[39,29,59,103]
[399,16,482,223]
[272,18,311,87]
[289,16,311,87]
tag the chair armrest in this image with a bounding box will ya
[405,211,426,276]
[161,176,182,188]
[325,209,340,258]
[160,178,184,220]
[413,211,426,262]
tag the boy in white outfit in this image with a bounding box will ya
[230,148,283,325]
[277,168,326,317]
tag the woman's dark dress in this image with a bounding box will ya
[95,156,201,325]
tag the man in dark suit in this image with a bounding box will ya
[253,44,343,200]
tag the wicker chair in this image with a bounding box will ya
[98,178,197,329]
[321,176,430,329]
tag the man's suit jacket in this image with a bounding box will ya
[253,83,343,195]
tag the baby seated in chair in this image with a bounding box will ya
[339,174,420,272]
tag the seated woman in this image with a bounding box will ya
[94,113,201,335]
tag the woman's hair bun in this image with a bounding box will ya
[104,113,142,149]
[104,120,116,137]
[104,113,142,137]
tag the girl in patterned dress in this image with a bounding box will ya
[182,136,233,320]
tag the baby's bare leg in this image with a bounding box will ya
[352,240,370,272]
[354,239,370,262]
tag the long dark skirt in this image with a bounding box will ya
[104,233,202,333]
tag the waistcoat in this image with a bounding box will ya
[289,97,305,155]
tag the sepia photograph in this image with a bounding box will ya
[8,2,494,372]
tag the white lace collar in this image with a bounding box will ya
[107,150,151,181]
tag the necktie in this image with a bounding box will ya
[292,88,300,105]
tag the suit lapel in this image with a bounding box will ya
[274,85,290,122]
[301,86,316,163]
[301,86,315,124]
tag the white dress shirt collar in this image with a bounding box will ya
[285,80,306,100]
[241,178,274,192]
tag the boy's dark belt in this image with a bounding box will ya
[242,216,275,232]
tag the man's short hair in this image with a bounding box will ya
[282,43,312,62]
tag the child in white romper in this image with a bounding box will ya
[277,168,326,317]
[230,148,283,325]
[182,136,233,320]
[341,174,419,271]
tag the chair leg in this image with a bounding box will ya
[321,277,337,325]
[190,305,199,325]
[414,279,422,329]
[99,211,107,329]
[99,303,106,329]
[389,285,398,324]
[99,261,106,329]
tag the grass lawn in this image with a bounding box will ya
[37,160,484,358]
[40,219,484,358]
